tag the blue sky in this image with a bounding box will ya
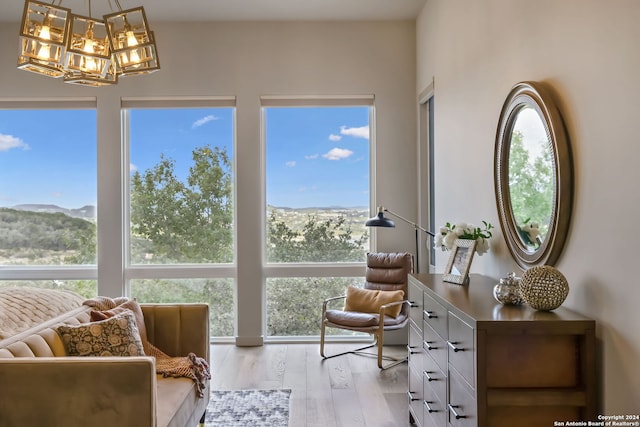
[265,106,369,208]
[0,106,369,210]
[0,109,97,209]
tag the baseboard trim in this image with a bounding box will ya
[235,335,264,347]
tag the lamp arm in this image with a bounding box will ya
[383,208,435,237]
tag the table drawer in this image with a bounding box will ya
[408,362,424,427]
[423,364,447,427]
[423,352,446,406]
[448,368,477,427]
[423,321,447,373]
[447,312,475,388]
[408,323,424,372]
[408,280,424,328]
[423,291,447,338]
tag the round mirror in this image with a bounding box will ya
[494,82,573,269]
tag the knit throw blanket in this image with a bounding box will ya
[149,344,211,398]
[84,297,211,397]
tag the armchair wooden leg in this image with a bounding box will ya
[376,330,407,370]
[320,319,327,357]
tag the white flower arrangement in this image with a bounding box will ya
[518,220,541,248]
[434,221,494,256]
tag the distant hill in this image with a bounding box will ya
[11,204,96,220]
[0,207,95,251]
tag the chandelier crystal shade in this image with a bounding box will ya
[17,0,160,86]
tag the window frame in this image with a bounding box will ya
[0,98,98,284]
[122,96,237,273]
[260,95,376,340]
[121,97,238,338]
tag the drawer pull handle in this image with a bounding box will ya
[424,400,438,413]
[409,301,419,308]
[407,345,420,355]
[424,310,437,319]
[447,340,464,352]
[448,404,466,419]
[424,371,437,382]
[407,391,420,402]
[424,341,437,351]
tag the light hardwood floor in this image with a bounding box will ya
[210,343,410,427]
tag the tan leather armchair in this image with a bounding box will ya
[320,252,412,369]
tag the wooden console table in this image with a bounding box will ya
[408,273,596,427]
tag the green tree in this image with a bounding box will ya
[267,277,358,336]
[69,144,366,337]
[267,212,367,263]
[130,145,233,263]
[508,130,554,244]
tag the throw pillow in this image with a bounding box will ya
[343,286,405,317]
[57,311,145,357]
[90,299,150,355]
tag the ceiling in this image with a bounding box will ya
[1,0,427,23]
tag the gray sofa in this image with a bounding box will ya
[0,288,210,427]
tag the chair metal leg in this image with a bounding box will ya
[321,318,377,359]
[320,324,407,370]
[321,342,378,361]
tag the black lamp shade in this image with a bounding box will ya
[365,211,395,228]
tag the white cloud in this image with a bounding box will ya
[130,163,138,173]
[192,115,219,128]
[0,134,29,151]
[305,154,319,160]
[323,147,353,160]
[286,161,296,167]
[52,192,63,198]
[329,134,342,141]
[298,185,318,193]
[340,125,369,139]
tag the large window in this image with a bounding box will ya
[126,105,234,264]
[264,104,371,264]
[123,99,236,337]
[0,103,97,298]
[262,98,373,338]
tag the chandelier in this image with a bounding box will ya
[18,0,160,86]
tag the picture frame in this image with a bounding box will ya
[443,239,477,285]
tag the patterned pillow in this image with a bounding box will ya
[56,310,145,357]
[90,299,151,355]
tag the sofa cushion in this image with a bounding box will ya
[343,286,404,317]
[90,299,151,355]
[56,311,145,357]
[156,376,209,427]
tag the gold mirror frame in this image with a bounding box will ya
[494,81,573,269]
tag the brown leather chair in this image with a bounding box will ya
[320,252,413,369]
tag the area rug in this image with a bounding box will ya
[205,389,291,427]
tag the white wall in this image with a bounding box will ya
[417,0,640,413]
[0,21,417,344]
